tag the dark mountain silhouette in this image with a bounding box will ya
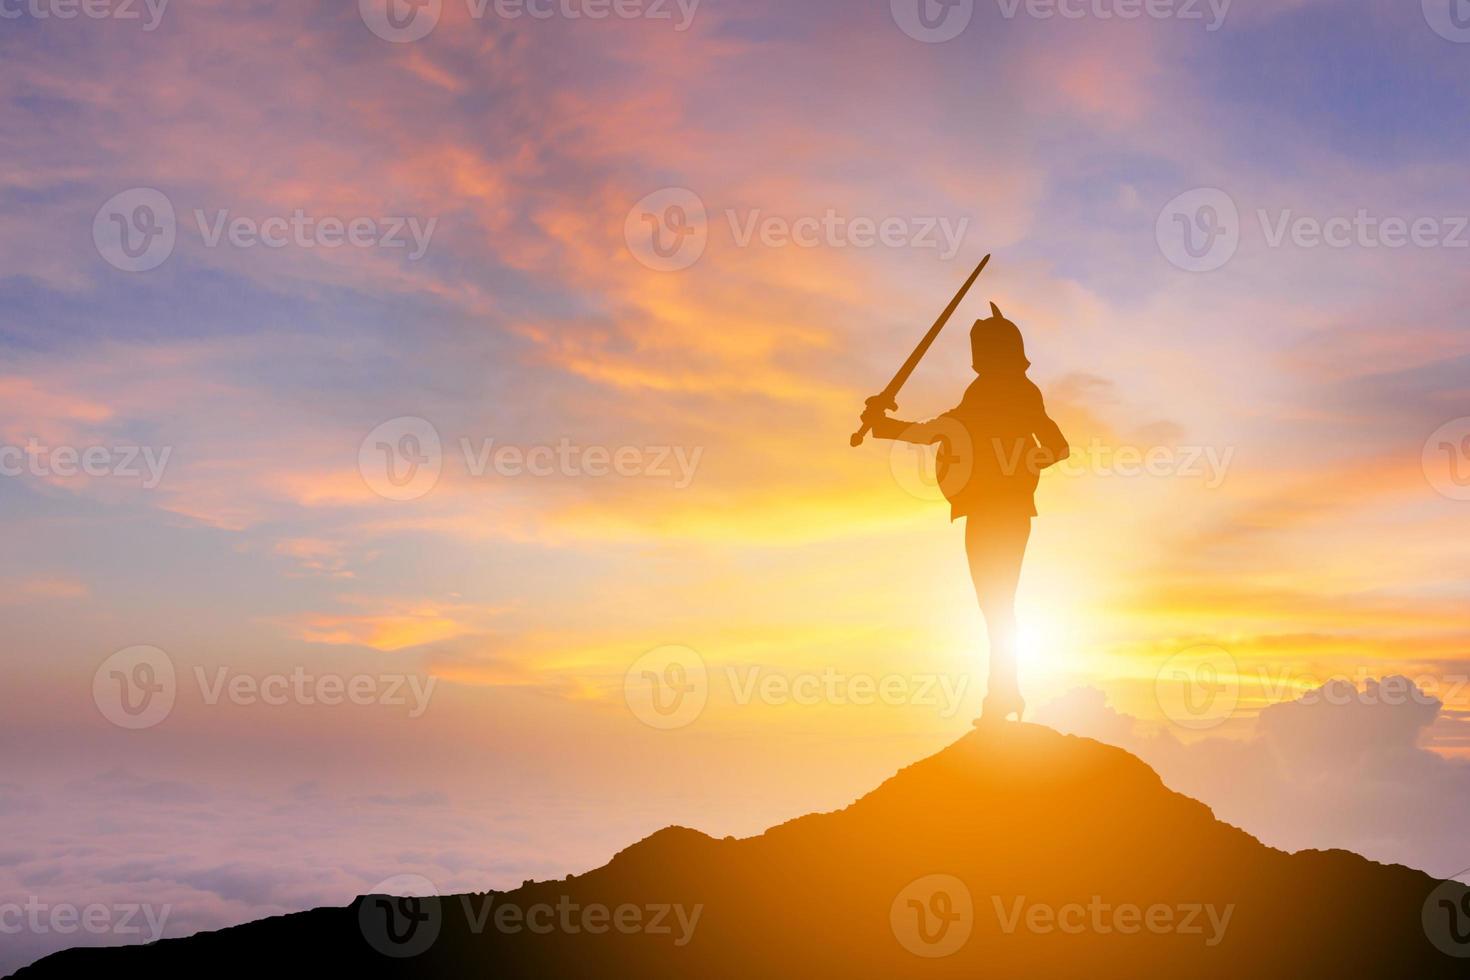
[14,724,1467,977]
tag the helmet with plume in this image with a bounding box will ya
[971,302,1030,374]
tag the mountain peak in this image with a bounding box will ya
[14,724,1466,978]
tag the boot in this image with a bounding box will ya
[974,682,1025,726]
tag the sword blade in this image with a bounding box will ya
[883,253,990,399]
[849,253,991,447]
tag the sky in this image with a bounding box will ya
[3,0,1470,971]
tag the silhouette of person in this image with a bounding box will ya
[862,304,1069,723]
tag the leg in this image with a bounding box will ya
[980,595,1019,696]
[965,514,1032,718]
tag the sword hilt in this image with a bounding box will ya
[850,394,897,448]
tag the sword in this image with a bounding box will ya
[849,253,991,448]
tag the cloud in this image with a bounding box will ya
[1035,677,1470,879]
[2,4,1469,975]
[62,771,212,806]
[0,775,592,976]
[0,576,90,604]
[361,791,450,808]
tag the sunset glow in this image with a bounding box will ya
[4,0,1470,973]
